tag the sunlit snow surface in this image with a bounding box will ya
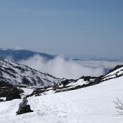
[0,75,123,123]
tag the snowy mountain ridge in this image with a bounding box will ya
[102,65,123,81]
[0,59,63,87]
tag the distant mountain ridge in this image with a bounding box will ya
[0,49,56,61]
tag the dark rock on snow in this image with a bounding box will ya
[16,97,33,115]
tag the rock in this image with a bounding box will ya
[16,97,33,115]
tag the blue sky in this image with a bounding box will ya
[0,0,123,59]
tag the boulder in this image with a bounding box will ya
[16,97,33,115]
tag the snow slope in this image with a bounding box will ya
[0,74,123,123]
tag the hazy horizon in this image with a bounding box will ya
[0,47,123,61]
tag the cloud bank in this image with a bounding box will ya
[19,55,106,79]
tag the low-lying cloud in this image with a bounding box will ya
[19,55,106,79]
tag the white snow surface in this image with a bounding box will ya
[68,79,88,86]
[0,75,123,123]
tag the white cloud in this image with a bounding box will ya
[19,55,106,79]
